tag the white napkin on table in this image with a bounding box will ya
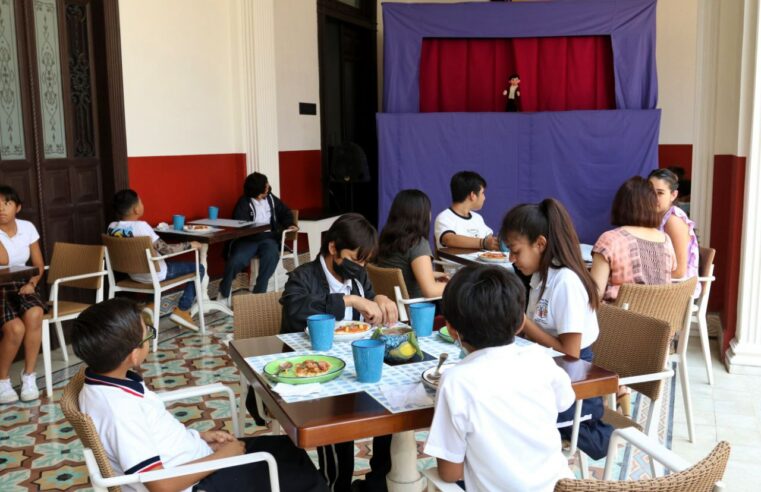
[381,382,434,409]
[272,383,322,397]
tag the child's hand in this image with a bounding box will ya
[18,282,36,295]
[201,430,236,451]
[217,439,245,457]
[189,241,203,250]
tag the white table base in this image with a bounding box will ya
[387,431,427,492]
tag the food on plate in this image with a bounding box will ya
[479,251,507,260]
[335,322,370,334]
[184,224,211,231]
[293,359,331,377]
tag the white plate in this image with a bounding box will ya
[306,321,374,342]
[478,252,510,263]
[421,363,457,390]
[183,225,213,233]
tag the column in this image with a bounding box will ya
[726,0,761,374]
[234,0,281,194]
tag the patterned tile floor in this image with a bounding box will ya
[0,283,678,491]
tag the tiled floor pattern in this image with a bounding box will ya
[10,288,753,489]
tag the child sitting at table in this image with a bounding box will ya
[434,171,499,251]
[71,298,328,492]
[279,213,398,492]
[0,185,45,404]
[500,198,613,459]
[425,264,575,491]
[107,189,203,331]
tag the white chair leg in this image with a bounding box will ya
[195,276,206,335]
[645,395,662,478]
[54,321,69,363]
[577,450,589,479]
[239,374,249,435]
[678,355,695,443]
[152,294,161,353]
[697,314,714,385]
[42,320,53,398]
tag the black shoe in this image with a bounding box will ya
[350,478,387,492]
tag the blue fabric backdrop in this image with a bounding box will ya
[377,110,661,244]
[382,0,658,113]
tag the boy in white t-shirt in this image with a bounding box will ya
[434,171,500,251]
[425,264,575,492]
[72,298,327,492]
[107,189,203,330]
[0,185,45,403]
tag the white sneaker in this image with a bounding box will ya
[0,378,19,404]
[20,372,40,402]
[216,293,232,309]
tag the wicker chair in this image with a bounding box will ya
[60,368,273,492]
[424,428,729,492]
[248,210,299,292]
[101,234,205,351]
[691,247,717,385]
[613,277,698,443]
[232,292,283,429]
[366,264,441,322]
[41,243,107,398]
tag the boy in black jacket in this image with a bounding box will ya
[218,172,296,299]
[278,213,398,492]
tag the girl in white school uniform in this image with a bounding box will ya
[0,185,45,404]
[500,198,613,459]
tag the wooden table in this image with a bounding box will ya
[229,336,618,491]
[437,247,483,266]
[155,224,270,316]
[0,265,39,284]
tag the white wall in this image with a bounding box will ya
[119,0,239,157]
[656,0,698,144]
[273,0,321,151]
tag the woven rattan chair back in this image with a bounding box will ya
[47,243,106,290]
[60,368,121,492]
[233,291,283,339]
[367,264,410,301]
[593,305,671,401]
[613,277,697,337]
[554,440,730,491]
[101,234,158,275]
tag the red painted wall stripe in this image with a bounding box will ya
[279,150,323,211]
[658,144,693,178]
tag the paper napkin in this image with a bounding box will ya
[272,383,322,397]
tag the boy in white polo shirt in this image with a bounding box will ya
[434,171,500,251]
[72,298,327,492]
[425,265,575,492]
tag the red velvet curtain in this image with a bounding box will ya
[419,36,615,112]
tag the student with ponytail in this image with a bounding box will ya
[500,198,612,460]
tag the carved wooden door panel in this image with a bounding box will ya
[0,0,106,258]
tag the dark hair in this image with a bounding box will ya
[611,176,660,228]
[450,171,487,203]
[244,172,269,198]
[499,198,599,310]
[509,73,520,80]
[112,189,140,220]
[378,190,431,258]
[71,298,144,373]
[320,213,378,261]
[648,168,679,192]
[442,265,525,349]
[0,185,22,205]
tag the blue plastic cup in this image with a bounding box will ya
[352,339,385,383]
[208,206,219,220]
[307,314,335,351]
[410,303,436,337]
[172,215,185,231]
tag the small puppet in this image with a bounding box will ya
[502,73,521,112]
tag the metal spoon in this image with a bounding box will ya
[429,352,449,380]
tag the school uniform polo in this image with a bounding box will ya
[424,344,575,492]
[526,267,599,350]
[79,369,212,492]
[434,208,493,249]
[249,197,272,227]
[319,255,364,322]
[0,219,39,266]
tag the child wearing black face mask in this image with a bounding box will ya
[276,213,398,492]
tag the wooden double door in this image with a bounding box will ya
[0,0,127,259]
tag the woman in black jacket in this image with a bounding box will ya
[218,172,296,299]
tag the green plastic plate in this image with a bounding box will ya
[263,355,346,385]
[438,326,454,343]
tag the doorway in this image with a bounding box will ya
[318,0,378,223]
